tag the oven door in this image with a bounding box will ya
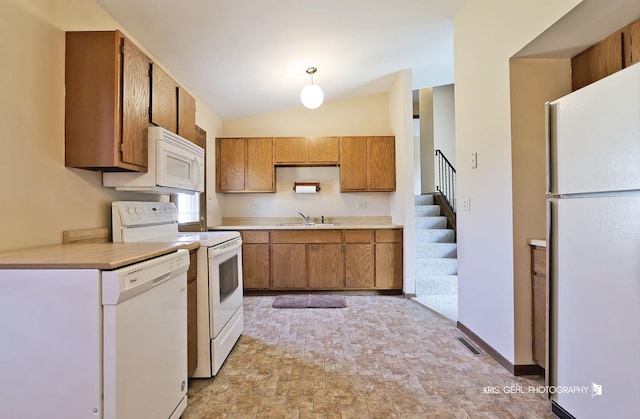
[208,239,243,337]
[156,136,204,193]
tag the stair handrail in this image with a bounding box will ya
[435,149,456,214]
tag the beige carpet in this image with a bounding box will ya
[272,294,346,308]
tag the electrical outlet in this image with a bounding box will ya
[462,197,470,211]
[357,202,367,209]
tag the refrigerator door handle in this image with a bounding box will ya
[545,101,553,196]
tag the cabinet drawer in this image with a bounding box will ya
[532,247,546,275]
[375,229,402,243]
[344,230,374,243]
[273,230,342,244]
[241,230,270,244]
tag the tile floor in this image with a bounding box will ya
[183,295,555,418]
[413,295,458,322]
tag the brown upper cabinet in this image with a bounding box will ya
[340,136,396,192]
[216,135,396,193]
[216,137,275,193]
[65,30,198,171]
[627,18,640,67]
[572,17,640,91]
[274,137,339,165]
[65,31,151,171]
[178,87,196,143]
[150,66,197,143]
[150,63,178,134]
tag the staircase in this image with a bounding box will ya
[413,194,458,321]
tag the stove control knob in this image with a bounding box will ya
[135,207,144,215]
[127,207,136,215]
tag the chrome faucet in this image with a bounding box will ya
[298,212,311,223]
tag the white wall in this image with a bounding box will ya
[419,84,456,196]
[388,70,416,295]
[510,58,571,363]
[454,0,581,364]
[413,120,421,194]
[221,166,391,219]
[0,0,222,252]
[419,88,435,193]
[433,84,456,168]
[195,102,224,226]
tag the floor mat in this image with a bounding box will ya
[272,294,346,308]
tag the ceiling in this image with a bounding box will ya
[94,0,465,120]
[516,0,640,58]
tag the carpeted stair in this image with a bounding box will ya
[413,194,458,321]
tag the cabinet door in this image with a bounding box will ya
[375,242,403,289]
[246,138,275,192]
[626,18,640,67]
[531,246,547,368]
[65,31,149,171]
[150,63,178,133]
[272,244,306,288]
[274,137,306,164]
[368,136,396,191]
[571,30,624,91]
[345,244,374,288]
[242,244,270,289]
[121,37,151,169]
[216,138,245,192]
[308,244,344,289]
[339,137,368,191]
[177,87,196,143]
[308,137,339,164]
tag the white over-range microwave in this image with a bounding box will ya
[103,126,204,195]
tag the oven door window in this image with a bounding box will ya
[218,255,239,302]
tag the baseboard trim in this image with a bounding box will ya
[514,364,545,376]
[551,400,576,419]
[457,321,544,376]
[403,292,416,298]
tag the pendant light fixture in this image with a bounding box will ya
[300,67,324,109]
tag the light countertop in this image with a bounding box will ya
[212,216,403,231]
[0,242,199,270]
[212,224,402,230]
[527,238,547,247]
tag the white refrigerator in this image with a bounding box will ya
[546,62,640,418]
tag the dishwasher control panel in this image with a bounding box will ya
[102,249,189,304]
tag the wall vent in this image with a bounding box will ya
[457,337,481,355]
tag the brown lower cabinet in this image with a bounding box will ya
[241,231,270,289]
[374,230,403,289]
[240,228,403,291]
[345,230,375,288]
[530,243,547,370]
[308,244,344,289]
[272,244,306,288]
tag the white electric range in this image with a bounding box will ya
[112,201,243,377]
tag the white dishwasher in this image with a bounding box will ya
[0,248,189,419]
